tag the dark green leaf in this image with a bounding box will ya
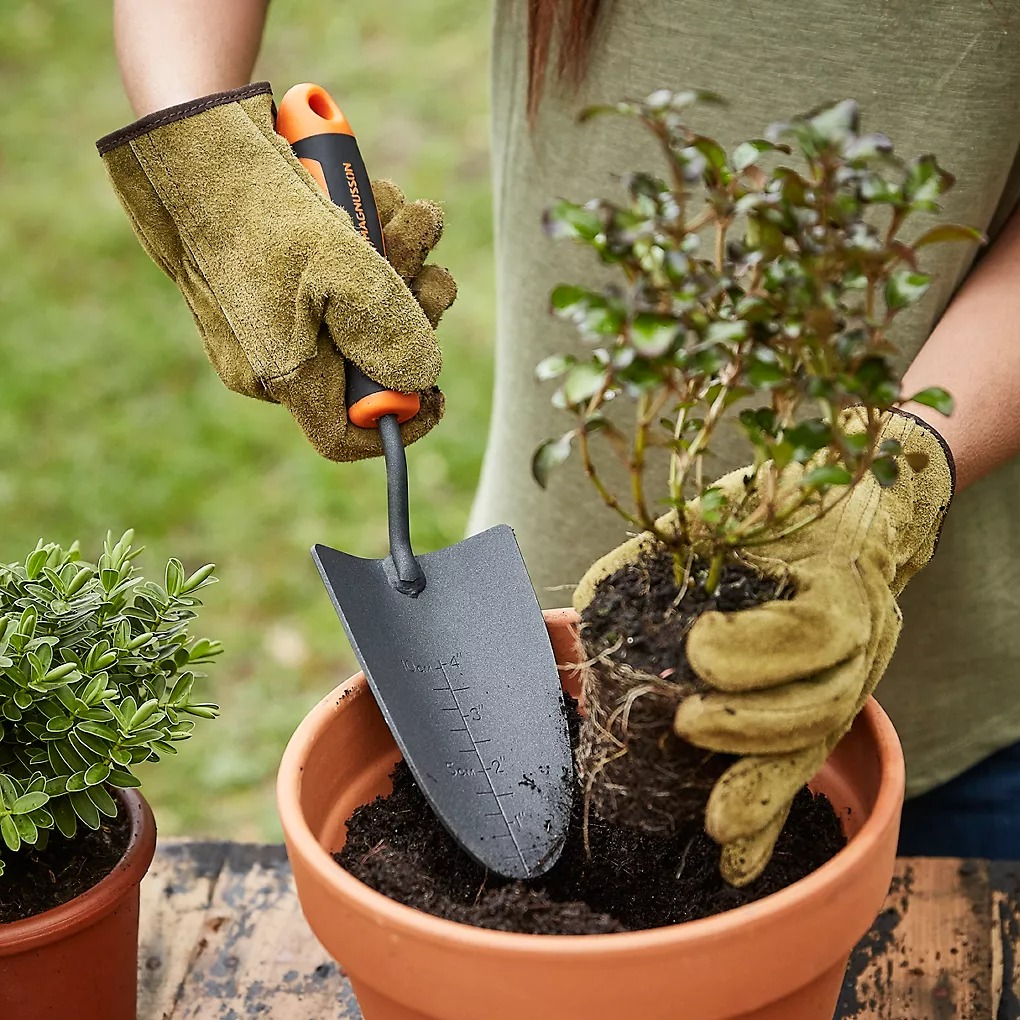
[1,815,21,852]
[563,362,608,405]
[844,132,892,161]
[630,314,678,357]
[180,564,216,595]
[70,791,101,831]
[803,465,853,489]
[871,456,900,488]
[532,433,575,490]
[913,224,985,249]
[107,770,142,789]
[11,792,48,814]
[543,201,605,244]
[164,559,185,597]
[785,420,833,462]
[698,487,726,524]
[747,358,787,388]
[87,784,118,818]
[732,139,788,172]
[909,387,954,416]
[885,270,931,311]
[13,814,38,845]
[535,354,574,382]
[903,154,954,209]
[51,797,77,838]
[84,763,111,787]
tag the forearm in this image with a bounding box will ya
[114,0,270,116]
[902,207,1020,492]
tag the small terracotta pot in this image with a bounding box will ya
[278,609,905,1020]
[0,789,156,1020]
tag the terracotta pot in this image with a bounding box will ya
[278,608,905,1020]
[0,789,156,1020]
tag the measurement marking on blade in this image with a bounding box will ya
[437,661,530,875]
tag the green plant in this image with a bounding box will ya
[0,531,221,875]
[535,91,980,591]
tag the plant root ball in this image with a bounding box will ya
[574,548,788,835]
[576,649,733,835]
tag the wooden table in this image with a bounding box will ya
[141,841,1020,1019]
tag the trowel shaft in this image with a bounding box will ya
[276,83,425,594]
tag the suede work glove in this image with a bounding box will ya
[97,83,457,462]
[574,409,954,886]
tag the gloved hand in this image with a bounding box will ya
[97,82,457,462]
[574,409,954,886]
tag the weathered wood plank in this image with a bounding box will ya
[139,844,1018,1019]
[991,862,1020,1018]
[164,844,361,1020]
[137,840,229,1020]
[839,858,995,1019]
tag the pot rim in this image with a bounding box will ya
[0,787,156,952]
[277,607,905,954]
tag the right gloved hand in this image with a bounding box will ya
[97,82,457,463]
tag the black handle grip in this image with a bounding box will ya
[290,132,387,410]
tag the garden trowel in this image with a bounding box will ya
[277,84,573,880]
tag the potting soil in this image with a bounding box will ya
[0,799,131,923]
[336,699,847,935]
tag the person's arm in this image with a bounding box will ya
[902,207,1020,491]
[114,0,270,116]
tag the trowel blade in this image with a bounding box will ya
[312,525,573,879]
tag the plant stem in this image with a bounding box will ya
[631,394,655,529]
[577,425,646,531]
[705,548,725,595]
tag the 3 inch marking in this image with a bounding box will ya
[437,660,529,874]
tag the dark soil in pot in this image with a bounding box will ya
[0,796,131,923]
[336,699,845,935]
[335,549,844,935]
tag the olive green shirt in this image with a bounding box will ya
[474,0,1020,796]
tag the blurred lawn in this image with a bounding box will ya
[0,2,494,839]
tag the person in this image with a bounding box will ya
[101,0,1020,861]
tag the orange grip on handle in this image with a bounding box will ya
[276,83,355,142]
[276,83,421,428]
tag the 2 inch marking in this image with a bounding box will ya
[435,660,529,874]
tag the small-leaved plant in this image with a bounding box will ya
[0,531,221,875]
[535,91,980,591]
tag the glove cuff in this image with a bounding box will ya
[878,407,955,592]
[884,406,957,500]
[97,81,273,155]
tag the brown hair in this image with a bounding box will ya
[527,0,605,120]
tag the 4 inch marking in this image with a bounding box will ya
[436,659,529,874]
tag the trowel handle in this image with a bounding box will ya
[276,83,420,429]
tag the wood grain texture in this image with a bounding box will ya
[139,845,1020,1019]
[138,840,361,1020]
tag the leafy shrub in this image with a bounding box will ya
[0,531,221,874]
[535,92,980,589]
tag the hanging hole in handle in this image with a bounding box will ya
[306,86,339,123]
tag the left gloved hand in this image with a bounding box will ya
[574,409,954,885]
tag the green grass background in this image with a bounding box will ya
[0,2,494,839]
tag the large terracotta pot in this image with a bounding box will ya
[278,608,905,1020]
[0,789,156,1020]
